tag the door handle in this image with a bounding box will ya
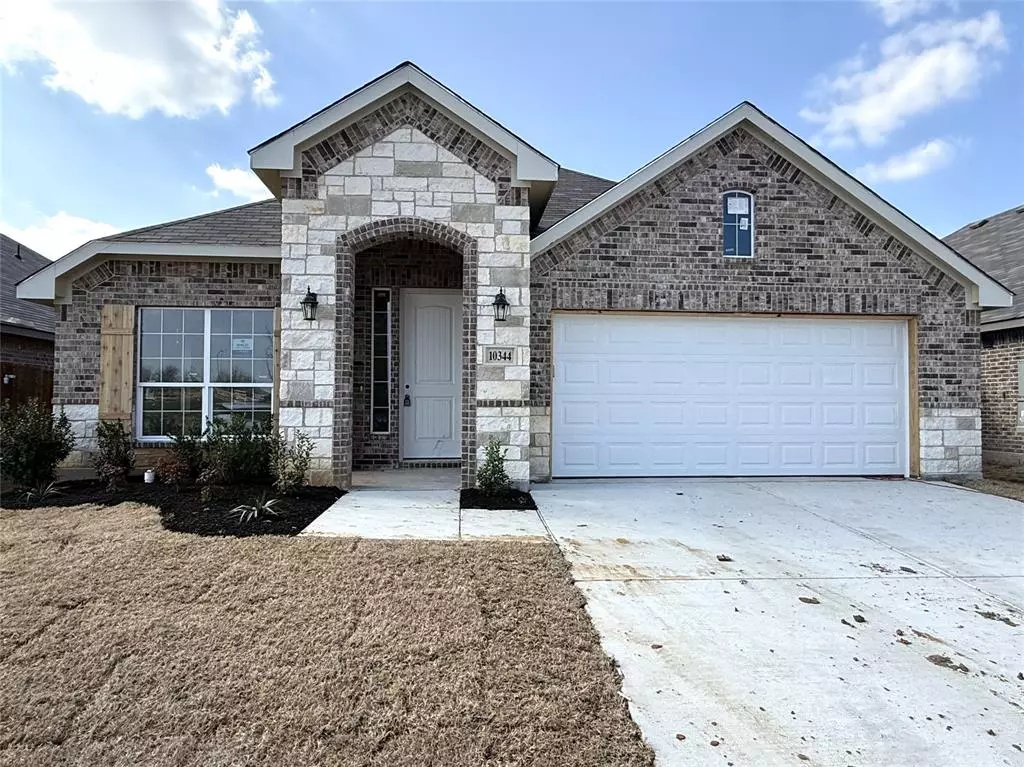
[403,385,411,407]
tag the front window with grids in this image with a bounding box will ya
[137,308,274,440]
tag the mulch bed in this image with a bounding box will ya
[0,478,342,537]
[460,488,537,510]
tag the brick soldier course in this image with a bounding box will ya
[24,63,1012,486]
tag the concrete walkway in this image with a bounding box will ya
[301,468,548,541]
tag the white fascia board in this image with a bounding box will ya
[249,64,558,186]
[17,241,280,302]
[531,103,1013,310]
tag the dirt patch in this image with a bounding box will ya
[948,465,1024,503]
[460,488,537,510]
[912,629,946,644]
[1,478,341,537]
[976,610,1020,627]
[927,654,969,673]
[0,502,652,766]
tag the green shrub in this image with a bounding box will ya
[476,437,512,496]
[0,399,76,489]
[271,430,313,495]
[93,420,135,489]
[168,432,204,482]
[200,414,273,486]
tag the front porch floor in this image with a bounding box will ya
[302,468,548,541]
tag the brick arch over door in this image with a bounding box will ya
[334,217,480,488]
[282,92,523,205]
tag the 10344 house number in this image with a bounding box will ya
[484,346,515,364]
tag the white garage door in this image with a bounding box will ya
[552,314,908,478]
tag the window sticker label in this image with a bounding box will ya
[231,338,253,353]
[739,217,749,230]
[727,196,749,215]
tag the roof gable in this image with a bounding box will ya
[249,62,558,196]
[531,102,1012,310]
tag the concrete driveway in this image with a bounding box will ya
[534,479,1024,767]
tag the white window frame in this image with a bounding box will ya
[722,189,755,259]
[135,307,275,442]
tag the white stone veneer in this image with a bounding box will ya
[280,127,531,486]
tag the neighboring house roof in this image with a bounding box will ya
[534,169,618,235]
[1,235,55,339]
[110,199,281,246]
[531,101,1012,311]
[249,61,559,197]
[943,204,1024,330]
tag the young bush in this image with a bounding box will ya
[0,399,76,489]
[168,432,204,483]
[271,430,313,495]
[93,420,135,489]
[200,414,273,486]
[155,455,191,488]
[476,437,512,496]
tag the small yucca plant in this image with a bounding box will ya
[232,493,281,524]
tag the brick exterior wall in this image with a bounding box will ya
[530,127,981,479]
[55,259,280,464]
[1,334,54,369]
[0,333,54,405]
[352,239,462,468]
[981,328,1023,466]
[280,116,531,489]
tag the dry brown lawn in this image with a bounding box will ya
[0,503,653,767]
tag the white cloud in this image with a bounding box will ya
[205,164,273,202]
[800,11,1007,148]
[855,138,956,183]
[868,0,939,26]
[1,213,121,260]
[0,0,277,119]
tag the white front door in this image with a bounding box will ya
[401,290,461,459]
[553,314,909,478]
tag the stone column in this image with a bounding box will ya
[475,205,532,488]
[278,198,336,486]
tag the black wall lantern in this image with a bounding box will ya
[300,287,319,322]
[492,288,510,322]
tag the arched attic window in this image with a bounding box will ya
[723,190,754,258]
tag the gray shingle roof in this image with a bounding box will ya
[944,203,1024,325]
[1,235,55,337]
[110,198,281,246]
[535,169,617,235]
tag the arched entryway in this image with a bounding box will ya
[334,217,478,489]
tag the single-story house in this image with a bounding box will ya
[944,205,1024,468]
[2,235,55,406]
[17,62,1013,488]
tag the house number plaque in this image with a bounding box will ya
[484,346,515,364]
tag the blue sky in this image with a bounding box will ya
[2,0,1021,259]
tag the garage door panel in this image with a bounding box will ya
[553,314,907,477]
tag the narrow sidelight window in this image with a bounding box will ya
[723,190,754,258]
[371,289,391,433]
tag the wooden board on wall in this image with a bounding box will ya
[98,305,135,426]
